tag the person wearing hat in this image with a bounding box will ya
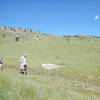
[0,57,3,70]
[19,53,27,74]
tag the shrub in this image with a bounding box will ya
[24,29,27,32]
[30,29,32,32]
[2,34,5,37]
[15,37,20,41]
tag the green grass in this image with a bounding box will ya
[0,72,100,100]
[0,31,100,100]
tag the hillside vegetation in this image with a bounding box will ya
[0,27,100,100]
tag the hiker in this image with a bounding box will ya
[19,53,27,74]
[0,57,3,70]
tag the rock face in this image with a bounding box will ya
[41,64,62,69]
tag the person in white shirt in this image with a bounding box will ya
[19,53,27,74]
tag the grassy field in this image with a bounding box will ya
[0,30,100,100]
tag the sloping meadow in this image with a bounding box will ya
[0,31,100,100]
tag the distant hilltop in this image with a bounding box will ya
[0,26,61,40]
[0,26,100,41]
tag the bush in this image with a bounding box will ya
[2,34,5,37]
[15,37,20,41]
[30,29,32,32]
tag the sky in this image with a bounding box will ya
[0,0,100,36]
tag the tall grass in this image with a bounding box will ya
[0,31,100,100]
[0,72,100,100]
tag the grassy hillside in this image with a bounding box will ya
[0,28,100,100]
